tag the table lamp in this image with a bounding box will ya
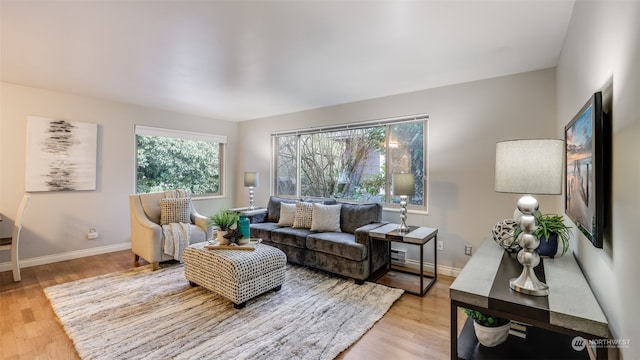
[495,139,564,296]
[392,173,415,233]
[244,172,259,210]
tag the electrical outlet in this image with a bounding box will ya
[87,228,99,240]
[437,240,444,251]
[465,245,472,256]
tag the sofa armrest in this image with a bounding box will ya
[354,222,390,276]
[354,222,387,247]
[192,213,213,241]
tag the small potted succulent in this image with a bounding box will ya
[208,210,240,244]
[462,308,511,347]
[513,212,572,257]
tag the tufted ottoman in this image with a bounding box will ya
[183,242,287,309]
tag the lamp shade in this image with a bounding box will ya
[495,139,564,195]
[392,173,415,196]
[244,172,259,187]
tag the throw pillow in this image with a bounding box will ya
[310,203,342,232]
[278,202,297,227]
[292,201,314,229]
[160,197,192,225]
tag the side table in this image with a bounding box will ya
[228,207,268,224]
[369,223,438,296]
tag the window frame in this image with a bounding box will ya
[134,125,227,198]
[271,114,429,212]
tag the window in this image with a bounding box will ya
[272,115,428,208]
[135,126,226,196]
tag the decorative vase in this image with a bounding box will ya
[237,238,250,245]
[217,230,229,245]
[237,215,250,239]
[492,219,520,253]
[537,234,559,257]
[473,321,511,347]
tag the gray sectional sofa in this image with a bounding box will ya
[250,196,389,283]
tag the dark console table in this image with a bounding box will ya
[450,239,610,359]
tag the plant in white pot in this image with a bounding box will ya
[208,210,240,245]
[462,308,511,347]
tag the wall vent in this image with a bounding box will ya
[390,249,406,265]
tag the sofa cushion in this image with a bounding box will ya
[250,222,282,243]
[160,197,192,225]
[306,232,367,261]
[271,227,311,248]
[340,202,382,234]
[267,196,299,223]
[310,203,342,232]
[277,202,296,226]
[293,201,313,229]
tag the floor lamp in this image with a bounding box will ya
[244,172,259,210]
[392,173,415,233]
[495,139,564,296]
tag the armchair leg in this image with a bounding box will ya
[151,262,160,271]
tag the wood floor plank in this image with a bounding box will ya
[1,250,455,359]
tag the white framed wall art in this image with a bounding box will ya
[25,116,98,192]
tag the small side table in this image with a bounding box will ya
[369,223,438,296]
[228,207,268,224]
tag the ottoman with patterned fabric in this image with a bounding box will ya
[183,242,287,309]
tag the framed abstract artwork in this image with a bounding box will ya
[25,116,98,192]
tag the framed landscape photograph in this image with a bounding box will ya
[564,92,607,249]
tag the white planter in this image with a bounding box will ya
[473,321,511,347]
[217,230,229,244]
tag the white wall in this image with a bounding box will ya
[557,1,640,358]
[0,82,237,267]
[237,68,559,272]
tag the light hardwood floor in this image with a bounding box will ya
[1,251,456,359]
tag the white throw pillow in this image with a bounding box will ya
[278,202,297,226]
[310,203,342,232]
[293,201,314,229]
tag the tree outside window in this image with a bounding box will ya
[273,117,427,207]
[135,126,225,196]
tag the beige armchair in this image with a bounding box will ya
[129,191,212,270]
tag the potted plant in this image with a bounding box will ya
[208,210,240,244]
[462,308,511,347]
[514,212,572,257]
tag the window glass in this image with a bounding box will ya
[275,135,297,196]
[273,117,427,208]
[135,126,225,196]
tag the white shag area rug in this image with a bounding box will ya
[45,264,403,360]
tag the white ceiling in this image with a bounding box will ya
[1,1,575,122]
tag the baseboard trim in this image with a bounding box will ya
[2,243,462,278]
[391,258,462,277]
[0,242,131,272]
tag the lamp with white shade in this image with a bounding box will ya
[244,172,259,210]
[495,139,564,296]
[392,173,415,233]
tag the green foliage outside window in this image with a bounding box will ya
[274,119,426,206]
[136,135,220,195]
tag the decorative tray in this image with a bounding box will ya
[204,238,262,251]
